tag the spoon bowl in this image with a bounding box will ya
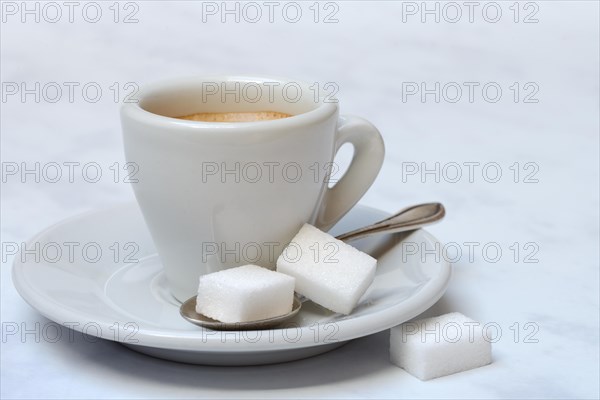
[180,294,303,330]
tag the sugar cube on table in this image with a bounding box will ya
[390,312,492,380]
[276,223,377,315]
[196,264,295,323]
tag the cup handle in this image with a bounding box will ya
[315,115,385,231]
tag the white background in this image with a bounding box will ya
[1,1,599,398]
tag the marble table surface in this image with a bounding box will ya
[1,1,598,398]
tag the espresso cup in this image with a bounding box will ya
[120,76,385,302]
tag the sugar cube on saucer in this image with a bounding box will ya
[196,265,295,323]
[390,312,492,380]
[276,224,376,314]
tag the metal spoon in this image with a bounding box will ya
[180,202,445,330]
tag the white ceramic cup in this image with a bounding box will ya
[120,76,385,302]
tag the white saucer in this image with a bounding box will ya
[12,203,451,366]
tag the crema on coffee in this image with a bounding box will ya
[177,111,291,122]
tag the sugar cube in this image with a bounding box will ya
[196,264,295,323]
[390,312,492,380]
[276,224,376,314]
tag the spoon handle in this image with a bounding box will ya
[335,203,445,242]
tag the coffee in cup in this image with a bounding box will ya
[178,111,291,122]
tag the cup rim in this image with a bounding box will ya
[121,75,338,134]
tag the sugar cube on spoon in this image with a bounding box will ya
[276,223,377,314]
[196,265,295,323]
